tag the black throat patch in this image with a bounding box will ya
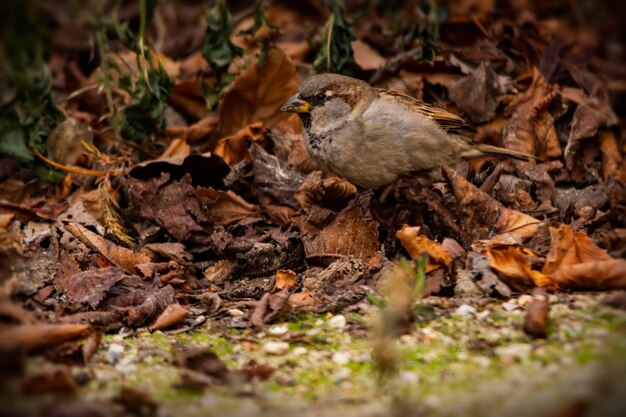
[298,113,312,130]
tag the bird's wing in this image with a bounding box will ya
[375,89,477,136]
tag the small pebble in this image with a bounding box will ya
[268,325,289,336]
[397,371,419,385]
[292,346,308,356]
[335,367,352,381]
[454,304,477,317]
[328,315,347,329]
[502,302,519,311]
[549,295,559,304]
[106,344,124,364]
[263,341,290,355]
[227,308,245,317]
[517,294,533,308]
[331,351,351,365]
[495,343,532,364]
[476,310,490,320]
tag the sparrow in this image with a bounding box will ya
[281,73,534,189]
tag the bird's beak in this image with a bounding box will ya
[281,94,311,113]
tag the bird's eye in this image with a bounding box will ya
[314,93,327,103]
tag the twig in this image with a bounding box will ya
[369,45,423,84]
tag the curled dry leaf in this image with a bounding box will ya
[0,324,91,352]
[542,225,611,276]
[352,40,385,71]
[295,171,357,210]
[175,347,231,385]
[21,365,80,395]
[274,269,297,291]
[54,266,125,308]
[149,303,189,331]
[443,166,541,246]
[251,289,291,326]
[196,187,260,226]
[297,200,379,260]
[564,98,618,172]
[599,130,621,180]
[220,47,301,136]
[395,225,452,273]
[484,245,553,290]
[64,221,151,274]
[502,67,560,161]
[214,121,267,165]
[47,118,93,166]
[523,289,550,338]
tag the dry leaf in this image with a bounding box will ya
[542,225,611,276]
[196,187,260,226]
[352,40,385,70]
[213,121,267,165]
[274,269,296,291]
[396,225,452,273]
[0,324,91,352]
[220,47,301,136]
[149,303,189,331]
[64,221,151,274]
[485,245,553,290]
[297,200,379,260]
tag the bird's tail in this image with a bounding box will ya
[461,144,538,162]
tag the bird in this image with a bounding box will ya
[281,73,534,189]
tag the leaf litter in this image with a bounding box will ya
[0,1,625,416]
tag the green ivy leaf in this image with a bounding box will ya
[313,3,357,74]
[202,0,243,96]
[120,65,174,142]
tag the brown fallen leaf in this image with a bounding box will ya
[54,267,125,308]
[274,269,297,291]
[297,199,380,260]
[48,117,93,166]
[0,324,91,352]
[175,347,231,385]
[352,40,385,70]
[64,222,150,274]
[196,187,260,226]
[214,121,267,165]
[485,245,553,290]
[599,129,621,180]
[523,289,550,338]
[564,98,618,173]
[395,225,452,273]
[220,47,301,136]
[149,303,189,331]
[295,171,357,210]
[443,166,541,246]
[159,138,191,159]
[21,365,80,394]
[542,225,611,276]
[251,289,291,326]
[551,260,626,290]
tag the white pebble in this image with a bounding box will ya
[328,315,347,329]
[476,310,490,320]
[227,308,245,317]
[106,343,124,364]
[263,341,290,355]
[517,294,533,308]
[502,302,519,311]
[292,346,308,356]
[268,325,289,336]
[397,371,419,385]
[335,367,352,381]
[454,304,476,317]
[331,351,351,365]
[495,343,532,363]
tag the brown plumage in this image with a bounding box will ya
[281,73,534,189]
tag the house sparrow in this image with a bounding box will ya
[281,73,534,189]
